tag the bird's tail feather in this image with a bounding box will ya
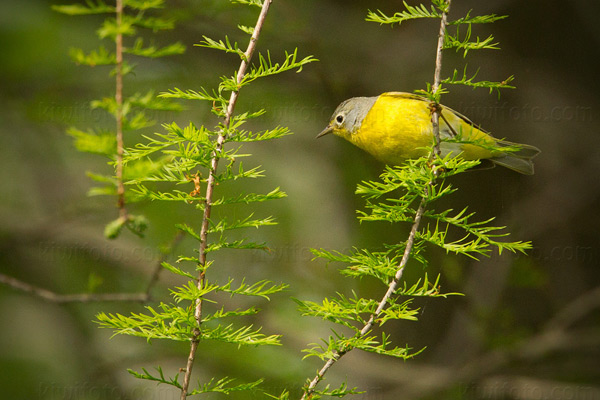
[490,140,541,175]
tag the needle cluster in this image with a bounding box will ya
[53,0,185,238]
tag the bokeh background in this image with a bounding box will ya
[1,0,599,399]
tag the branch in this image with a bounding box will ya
[300,202,426,400]
[543,284,600,332]
[300,2,452,399]
[144,230,185,296]
[431,0,451,156]
[180,1,273,399]
[115,0,127,220]
[0,273,149,303]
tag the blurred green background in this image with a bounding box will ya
[1,0,599,399]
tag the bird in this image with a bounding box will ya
[317,92,540,175]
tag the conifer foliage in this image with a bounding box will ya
[50,1,534,399]
[53,0,185,238]
[294,2,531,399]
[82,0,317,398]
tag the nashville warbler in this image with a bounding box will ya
[317,92,540,175]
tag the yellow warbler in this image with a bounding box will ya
[318,92,540,174]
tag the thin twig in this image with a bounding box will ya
[115,0,127,220]
[300,2,451,399]
[301,201,426,399]
[144,230,185,296]
[431,0,451,156]
[543,285,600,332]
[432,3,449,93]
[0,273,149,303]
[179,1,273,398]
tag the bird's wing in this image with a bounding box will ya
[380,91,428,102]
[382,91,492,137]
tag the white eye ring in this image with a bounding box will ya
[335,114,344,124]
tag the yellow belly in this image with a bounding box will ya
[350,93,496,165]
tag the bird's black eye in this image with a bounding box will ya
[335,114,344,124]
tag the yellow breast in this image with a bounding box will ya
[349,92,497,164]
[350,93,433,164]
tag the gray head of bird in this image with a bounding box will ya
[317,96,377,139]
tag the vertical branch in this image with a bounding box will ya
[199,0,272,269]
[300,2,451,399]
[431,0,451,156]
[179,1,273,399]
[115,0,127,220]
[432,2,450,93]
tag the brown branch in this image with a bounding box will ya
[543,285,600,332]
[301,200,426,399]
[432,2,449,93]
[115,0,127,220]
[431,0,451,157]
[300,2,452,399]
[0,273,148,303]
[179,1,273,399]
[0,227,187,304]
[144,231,185,297]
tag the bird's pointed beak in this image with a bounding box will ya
[316,126,333,138]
